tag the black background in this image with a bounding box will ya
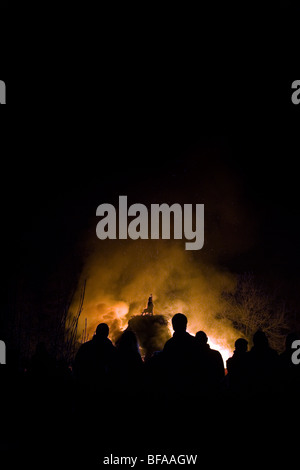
[0,3,299,312]
[1,67,299,282]
[0,3,300,467]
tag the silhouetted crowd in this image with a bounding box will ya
[1,313,300,461]
[70,313,300,406]
[3,312,298,417]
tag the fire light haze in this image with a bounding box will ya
[70,163,258,364]
[71,238,239,363]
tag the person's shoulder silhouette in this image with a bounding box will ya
[115,329,144,396]
[226,338,249,393]
[116,329,143,368]
[227,338,248,373]
[249,330,278,362]
[247,330,279,394]
[74,323,117,384]
[195,331,224,385]
[162,314,197,396]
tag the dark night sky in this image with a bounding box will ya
[2,109,299,287]
[0,14,299,307]
[1,8,300,466]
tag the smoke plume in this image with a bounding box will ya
[70,238,240,362]
[70,159,257,362]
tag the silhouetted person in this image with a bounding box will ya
[226,338,249,395]
[247,330,278,395]
[116,329,144,396]
[195,331,225,390]
[163,313,196,396]
[164,313,195,358]
[74,323,117,395]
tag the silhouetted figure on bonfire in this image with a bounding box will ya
[226,338,249,395]
[142,294,154,315]
[195,331,225,390]
[247,330,279,394]
[163,313,196,396]
[74,323,117,395]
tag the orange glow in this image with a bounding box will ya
[169,323,232,365]
[71,240,238,365]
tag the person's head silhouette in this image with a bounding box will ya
[234,338,248,353]
[118,330,139,353]
[172,313,188,334]
[253,330,268,348]
[195,331,208,345]
[95,323,109,339]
